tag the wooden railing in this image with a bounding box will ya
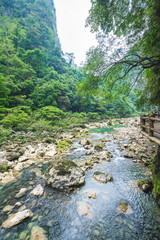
[140,113,160,145]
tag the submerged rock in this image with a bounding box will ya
[15,187,29,198]
[118,202,133,214]
[2,209,33,228]
[31,226,47,240]
[77,201,92,219]
[44,158,85,190]
[137,179,153,192]
[83,188,98,199]
[2,205,14,213]
[118,202,128,213]
[93,171,113,183]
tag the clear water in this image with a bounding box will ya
[0,132,160,240]
[89,124,125,133]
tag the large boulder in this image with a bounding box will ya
[44,159,85,190]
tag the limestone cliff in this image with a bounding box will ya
[46,0,61,48]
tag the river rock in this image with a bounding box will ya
[0,173,15,184]
[6,152,22,161]
[44,158,85,190]
[2,209,33,228]
[118,202,133,214]
[94,144,103,151]
[30,184,44,196]
[88,193,97,199]
[15,188,29,198]
[31,226,47,240]
[83,188,98,199]
[124,151,134,158]
[2,205,14,212]
[80,139,91,147]
[93,171,113,183]
[0,159,8,168]
[77,201,92,219]
[98,151,111,161]
[14,162,23,171]
[118,202,128,213]
[137,179,153,192]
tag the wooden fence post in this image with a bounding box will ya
[148,116,154,136]
[140,117,145,131]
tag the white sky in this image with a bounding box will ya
[54,0,97,66]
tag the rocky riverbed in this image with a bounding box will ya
[0,117,159,240]
[0,117,157,185]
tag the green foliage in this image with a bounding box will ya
[1,107,29,130]
[151,148,160,205]
[36,106,65,121]
[0,125,11,145]
[0,0,141,144]
[84,0,160,108]
[28,118,53,133]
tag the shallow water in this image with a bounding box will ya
[0,132,160,240]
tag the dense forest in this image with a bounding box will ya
[0,0,141,144]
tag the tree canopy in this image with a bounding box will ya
[81,0,160,107]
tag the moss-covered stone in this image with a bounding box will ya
[94,144,103,151]
[0,165,10,173]
[56,139,72,152]
[118,202,128,213]
[44,158,85,190]
[93,171,102,176]
[55,159,77,176]
[93,171,113,183]
[137,179,153,192]
[151,146,160,205]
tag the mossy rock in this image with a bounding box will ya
[93,171,102,176]
[0,165,10,173]
[137,179,153,192]
[118,202,128,213]
[94,144,103,151]
[55,159,77,176]
[93,171,113,183]
[56,139,72,152]
[44,158,85,190]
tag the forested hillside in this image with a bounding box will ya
[0,0,139,144]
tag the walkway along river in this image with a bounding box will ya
[0,118,160,239]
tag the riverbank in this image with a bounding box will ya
[1,116,160,240]
[0,117,157,184]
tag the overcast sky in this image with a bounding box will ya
[54,0,97,66]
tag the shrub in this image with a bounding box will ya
[36,106,65,122]
[1,108,29,131]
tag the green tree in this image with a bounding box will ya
[83,0,160,107]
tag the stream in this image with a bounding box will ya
[0,131,160,240]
